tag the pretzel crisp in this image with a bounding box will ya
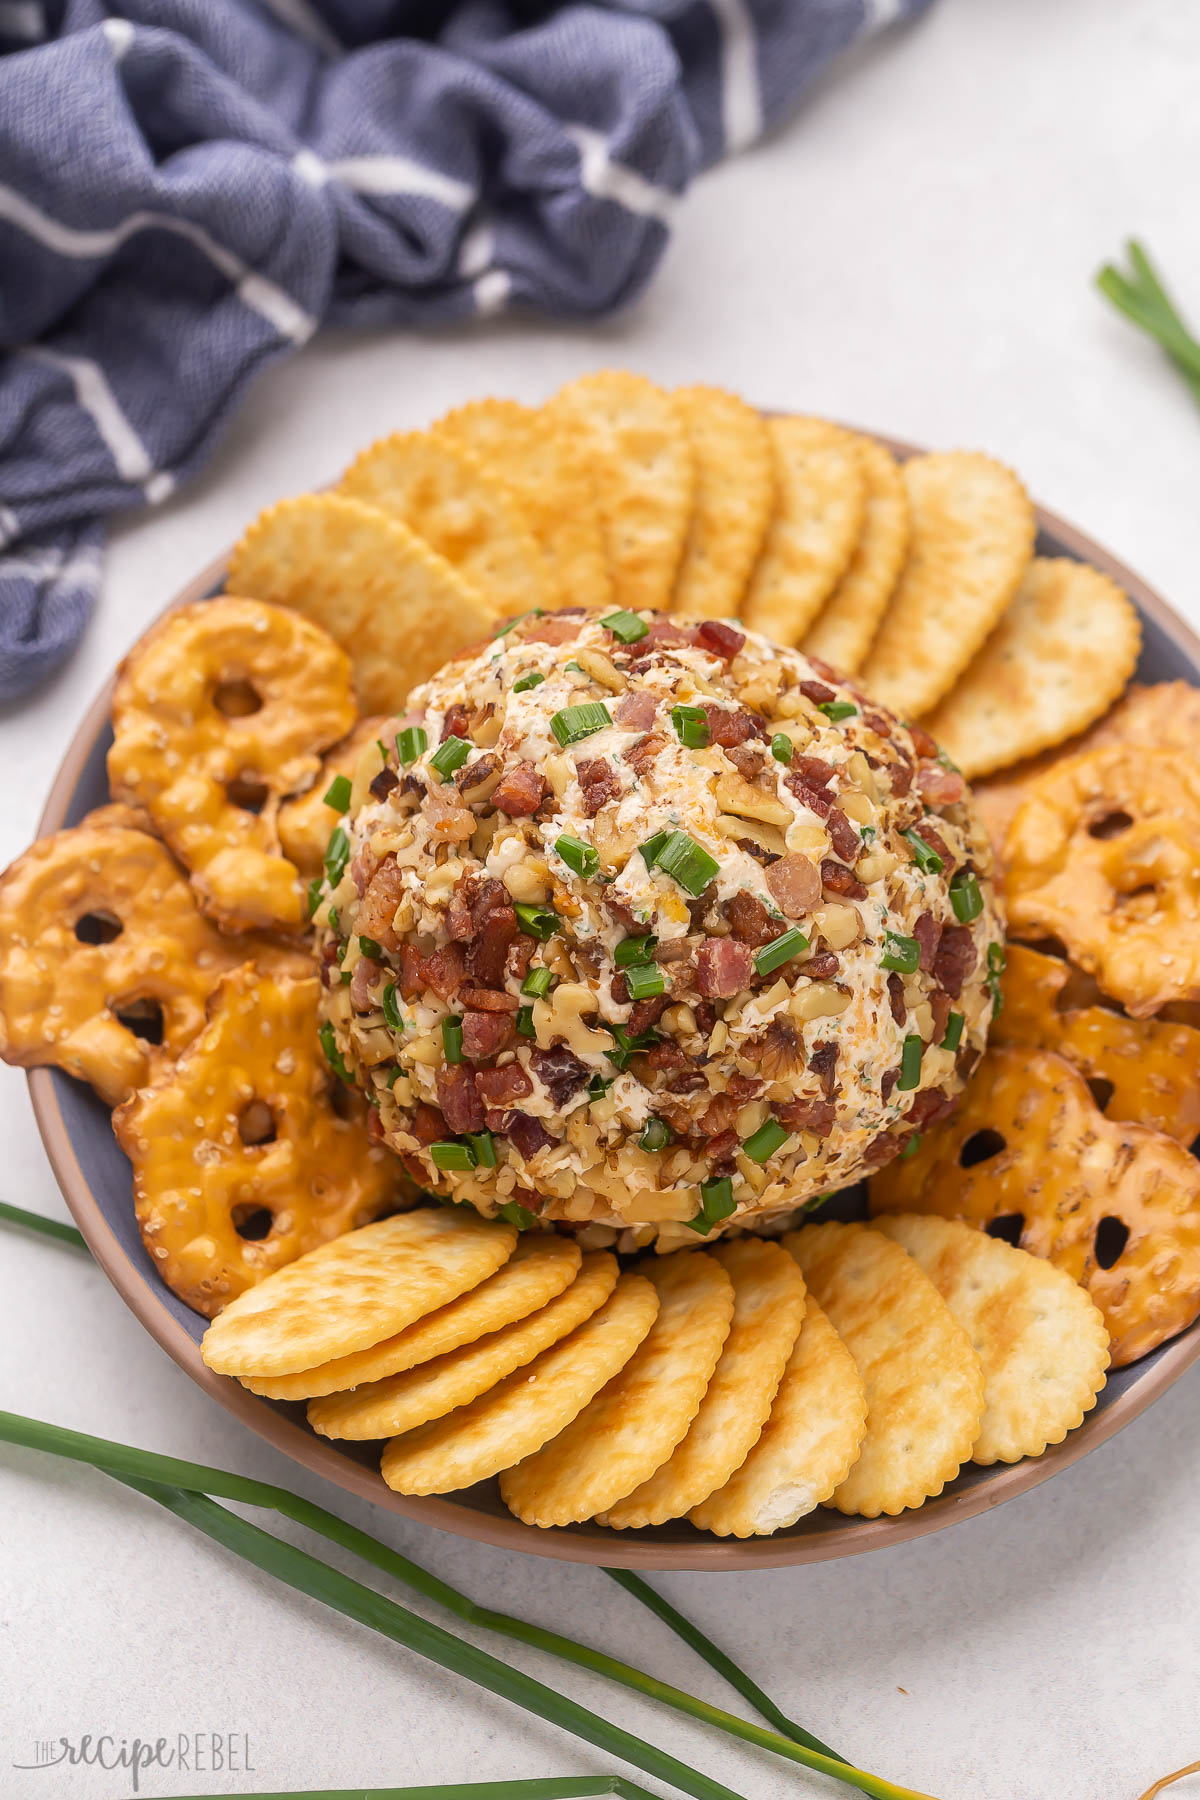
[277,715,388,879]
[994,944,1200,1144]
[107,597,357,932]
[870,1044,1200,1366]
[0,823,305,1106]
[1005,746,1200,1017]
[114,966,408,1316]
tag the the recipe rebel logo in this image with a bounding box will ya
[12,1731,256,1791]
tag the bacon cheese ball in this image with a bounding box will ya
[313,608,1003,1252]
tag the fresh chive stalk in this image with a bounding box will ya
[639,1117,672,1153]
[688,1176,736,1235]
[899,1133,924,1159]
[515,1005,536,1040]
[754,928,808,976]
[881,932,920,975]
[323,773,353,812]
[430,1140,476,1171]
[614,933,657,968]
[904,828,943,874]
[512,671,546,693]
[671,704,710,749]
[430,736,471,780]
[442,1018,465,1064]
[652,830,719,897]
[555,834,599,879]
[323,826,350,888]
[949,870,983,923]
[550,702,612,747]
[498,1200,536,1228]
[898,1034,924,1091]
[514,902,559,941]
[1096,240,1200,410]
[600,610,648,644]
[306,876,324,918]
[741,1119,789,1163]
[940,1011,964,1053]
[986,942,1006,1016]
[493,608,545,637]
[396,725,428,765]
[639,829,670,868]
[466,1131,497,1169]
[358,934,385,961]
[624,961,665,1001]
[521,966,556,1000]
[819,701,857,724]
[770,733,793,765]
[0,1199,86,1250]
[318,1021,353,1084]
[381,983,404,1031]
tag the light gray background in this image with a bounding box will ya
[2,3,1199,1797]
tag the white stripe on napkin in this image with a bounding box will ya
[567,126,678,224]
[0,505,21,549]
[329,155,476,211]
[0,549,103,586]
[710,0,762,152]
[25,347,164,499]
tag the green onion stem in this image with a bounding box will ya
[0,1198,87,1250]
[1096,242,1200,409]
[162,1782,663,1800]
[0,1411,937,1799]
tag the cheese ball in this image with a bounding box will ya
[313,607,1004,1252]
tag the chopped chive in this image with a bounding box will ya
[318,1021,353,1085]
[904,827,943,873]
[323,825,351,888]
[741,1118,789,1163]
[430,1139,477,1171]
[358,934,385,962]
[381,983,404,1031]
[322,773,353,812]
[937,748,962,774]
[514,902,559,941]
[987,941,1006,1016]
[899,1132,923,1159]
[898,1033,924,1091]
[754,927,809,976]
[512,670,546,694]
[588,1073,615,1098]
[770,733,793,765]
[671,704,710,749]
[556,833,599,879]
[564,660,583,673]
[606,1023,659,1072]
[600,609,648,644]
[306,876,324,918]
[498,1199,537,1228]
[638,830,670,869]
[395,724,427,765]
[818,701,857,723]
[615,933,658,968]
[881,931,920,974]
[940,1011,965,1052]
[339,968,352,985]
[687,1176,736,1235]
[442,1017,464,1064]
[624,961,665,1001]
[492,607,544,636]
[329,906,341,934]
[653,830,719,897]
[639,1117,672,1153]
[521,966,557,1000]
[550,701,612,746]
[860,825,876,843]
[376,737,388,760]
[515,1005,536,1040]
[430,735,471,780]
[466,1130,497,1169]
[950,869,984,923]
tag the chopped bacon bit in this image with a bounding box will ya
[774,1095,837,1139]
[821,859,867,900]
[910,819,955,873]
[703,704,764,748]
[467,913,519,989]
[524,616,581,645]
[446,900,475,942]
[909,723,939,760]
[577,756,620,816]
[809,1040,839,1098]
[765,853,822,917]
[706,1129,740,1163]
[934,926,978,999]
[695,938,753,998]
[787,777,832,821]
[826,806,860,863]
[614,689,658,732]
[349,846,381,897]
[366,1107,387,1144]
[411,1103,445,1145]
[423,943,466,1000]
[506,935,535,982]
[461,1011,516,1062]
[356,858,406,950]
[905,1086,958,1130]
[863,711,893,737]
[804,951,840,979]
[696,619,745,659]
[888,757,913,797]
[629,995,670,1036]
[799,679,836,705]
[460,986,520,1013]
[880,1068,900,1104]
[792,754,837,789]
[694,1001,717,1036]
[887,972,907,1027]
[913,910,943,974]
[505,1111,556,1158]
[603,893,640,934]
[642,619,696,649]
[350,956,383,1013]
[724,893,779,948]
[930,989,953,1042]
[725,742,766,779]
[726,1072,760,1099]
[398,943,427,999]
[369,767,399,802]
[863,1129,901,1167]
[476,1063,533,1107]
[436,1063,484,1133]
[701,1092,741,1137]
[806,655,840,682]
[530,1045,590,1106]
[625,731,665,778]
[654,935,701,965]
[492,762,548,817]
[917,759,966,806]
[441,702,471,742]
[469,878,510,929]
[643,1042,688,1073]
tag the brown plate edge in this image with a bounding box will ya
[26,443,1200,1572]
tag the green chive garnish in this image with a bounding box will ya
[430,1140,477,1171]
[381,983,403,1031]
[639,1117,672,1153]
[899,1133,923,1159]
[323,825,350,889]
[556,833,599,879]
[770,733,793,765]
[600,609,648,644]
[898,1034,923,1091]
[430,735,471,780]
[466,1130,498,1169]
[514,902,559,940]
[588,1073,615,1098]
[818,701,857,723]
[442,1017,464,1064]
[742,1119,789,1163]
[624,961,665,1001]
[395,724,427,765]
[358,934,384,961]
[492,607,544,636]
[638,830,670,869]
[322,773,352,811]
[521,966,556,1000]
[881,932,920,974]
[318,1020,353,1084]
[652,830,719,897]
[605,1023,659,1072]
[329,906,341,934]
[550,702,612,746]
[512,670,546,693]
[306,876,323,918]
[687,1176,736,1235]
[339,969,352,984]
[754,927,809,976]
[950,869,984,923]
[671,704,710,749]
[515,1005,536,1039]
[615,933,657,968]
[564,661,583,674]
[904,828,943,873]
[498,1199,537,1228]
[940,1011,964,1052]
[987,941,1006,1016]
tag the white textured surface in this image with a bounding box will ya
[3,3,1200,1797]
